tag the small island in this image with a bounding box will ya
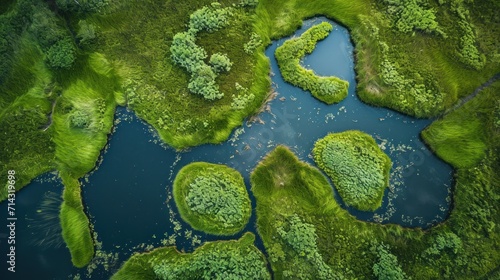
[275,21,349,104]
[173,162,251,235]
[312,130,392,211]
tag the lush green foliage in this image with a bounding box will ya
[112,233,270,280]
[46,38,76,69]
[209,53,232,73]
[77,20,97,47]
[243,33,262,54]
[173,162,251,235]
[313,131,392,211]
[278,215,335,279]
[371,244,408,280]
[170,3,233,100]
[275,22,349,104]
[239,0,259,8]
[381,0,441,34]
[56,0,109,13]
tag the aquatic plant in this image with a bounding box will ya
[275,22,349,104]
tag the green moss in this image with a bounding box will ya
[173,162,251,235]
[275,21,349,104]
[312,130,392,211]
[112,232,270,280]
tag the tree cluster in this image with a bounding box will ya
[275,22,349,104]
[29,2,76,69]
[381,0,442,34]
[170,3,233,100]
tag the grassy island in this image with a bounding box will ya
[275,21,349,104]
[112,232,270,280]
[312,131,392,211]
[173,162,251,235]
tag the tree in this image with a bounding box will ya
[46,39,76,69]
[209,53,232,73]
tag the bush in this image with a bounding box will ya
[372,244,408,280]
[244,32,262,54]
[69,110,91,129]
[278,215,336,280]
[381,0,442,34]
[188,3,232,34]
[209,53,232,73]
[76,20,96,47]
[46,38,76,69]
[275,22,349,104]
[173,162,251,235]
[239,0,259,8]
[170,3,234,100]
[312,130,392,211]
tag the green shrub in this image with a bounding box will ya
[381,0,442,34]
[278,215,335,280]
[275,22,349,104]
[56,0,109,13]
[239,0,259,8]
[371,244,408,280]
[46,38,76,69]
[76,20,96,47]
[69,110,91,129]
[188,3,232,33]
[170,3,234,100]
[312,130,392,211]
[244,32,262,54]
[209,53,232,73]
[173,162,251,235]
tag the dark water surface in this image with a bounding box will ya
[0,17,453,279]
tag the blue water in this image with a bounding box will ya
[0,17,453,279]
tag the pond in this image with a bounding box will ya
[0,17,453,279]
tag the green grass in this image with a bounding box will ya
[421,83,499,168]
[112,232,270,280]
[312,130,392,211]
[173,162,251,235]
[59,172,94,268]
[275,21,349,104]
